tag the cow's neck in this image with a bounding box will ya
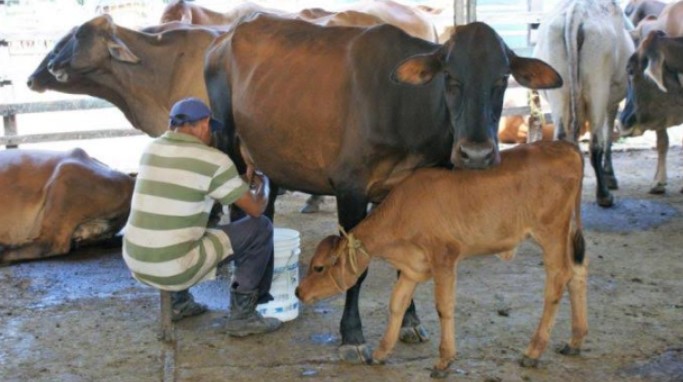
[104,27,210,136]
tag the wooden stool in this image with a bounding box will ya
[158,290,175,342]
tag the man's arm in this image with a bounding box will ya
[233,171,269,217]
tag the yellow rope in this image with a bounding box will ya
[338,225,371,275]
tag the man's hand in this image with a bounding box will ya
[234,169,270,217]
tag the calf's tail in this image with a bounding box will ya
[571,149,585,265]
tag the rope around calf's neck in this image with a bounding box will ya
[328,225,372,293]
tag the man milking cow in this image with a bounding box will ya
[122,98,281,337]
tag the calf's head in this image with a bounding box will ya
[47,15,140,81]
[295,234,369,304]
[391,22,562,169]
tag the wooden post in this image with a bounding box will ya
[159,290,175,342]
[3,114,18,149]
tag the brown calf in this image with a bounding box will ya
[296,141,588,377]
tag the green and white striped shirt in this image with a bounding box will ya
[122,131,249,291]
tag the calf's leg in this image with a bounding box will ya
[400,271,429,343]
[521,240,573,367]
[558,260,588,355]
[430,260,458,379]
[372,274,418,364]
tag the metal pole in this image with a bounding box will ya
[3,114,18,149]
[454,0,466,25]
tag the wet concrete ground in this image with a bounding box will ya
[1,145,683,382]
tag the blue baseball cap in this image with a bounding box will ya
[169,97,224,133]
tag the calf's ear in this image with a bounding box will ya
[510,55,563,89]
[391,50,444,86]
[107,38,140,64]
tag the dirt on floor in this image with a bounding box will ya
[1,142,683,382]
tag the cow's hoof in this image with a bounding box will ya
[597,194,614,208]
[519,355,539,368]
[299,203,320,214]
[606,177,619,190]
[556,344,581,356]
[338,344,373,364]
[400,324,430,344]
[649,184,666,195]
[429,368,450,379]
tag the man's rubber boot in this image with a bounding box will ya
[224,289,282,337]
[171,290,208,322]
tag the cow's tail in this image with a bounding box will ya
[571,147,585,265]
[564,3,583,143]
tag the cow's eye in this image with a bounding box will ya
[313,265,324,273]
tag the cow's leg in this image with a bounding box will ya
[604,106,619,190]
[336,189,372,363]
[300,194,324,214]
[650,129,669,194]
[399,271,429,343]
[589,131,614,207]
[372,273,418,365]
[521,236,573,367]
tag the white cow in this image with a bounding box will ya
[534,0,635,207]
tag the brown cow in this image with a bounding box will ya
[296,141,587,378]
[38,16,223,136]
[0,149,134,264]
[160,0,438,42]
[205,14,562,362]
[160,0,284,25]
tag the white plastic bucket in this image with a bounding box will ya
[256,227,301,321]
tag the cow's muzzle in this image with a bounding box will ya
[452,139,500,169]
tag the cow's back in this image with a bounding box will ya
[0,151,65,245]
[534,0,633,135]
[370,142,583,250]
[211,15,449,195]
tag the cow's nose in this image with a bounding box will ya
[27,77,34,89]
[294,287,301,300]
[455,141,498,169]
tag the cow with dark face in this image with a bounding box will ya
[204,14,562,362]
[620,30,683,194]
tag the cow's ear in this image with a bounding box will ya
[391,51,444,86]
[107,39,140,64]
[510,55,563,89]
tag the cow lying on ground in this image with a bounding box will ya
[205,14,562,362]
[533,0,634,207]
[621,30,683,194]
[296,141,587,378]
[0,149,134,265]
